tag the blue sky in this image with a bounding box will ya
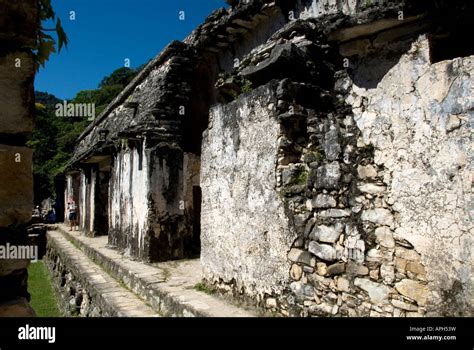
[35,0,225,99]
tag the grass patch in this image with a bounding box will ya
[194,282,216,295]
[28,261,61,317]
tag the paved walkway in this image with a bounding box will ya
[47,230,158,317]
[48,224,255,317]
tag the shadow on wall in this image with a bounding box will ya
[349,40,412,90]
[348,0,474,90]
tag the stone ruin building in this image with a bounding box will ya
[2,0,471,317]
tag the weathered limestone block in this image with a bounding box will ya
[290,264,303,281]
[0,145,33,226]
[374,226,395,249]
[391,298,418,311]
[361,208,394,226]
[366,248,383,263]
[288,248,316,267]
[326,262,345,276]
[395,279,428,306]
[299,0,395,20]
[322,125,341,161]
[329,17,406,42]
[357,164,377,179]
[405,261,425,276]
[311,162,341,189]
[380,263,395,284]
[309,224,343,244]
[317,209,351,218]
[307,194,337,209]
[316,262,327,276]
[240,42,310,85]
[337,277,350,292]
[394,247,420,262]
[308,302,333,315]
[308,241,337,262]
[395,257,407,273]
[354,278,390,304]
[0,0,38,318]
[0,52,35,135]
[358,183,386,194]
[346,261,369,276]
[201,83,295,296]
[265,297,277,308]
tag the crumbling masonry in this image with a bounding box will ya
[58,0,473,316]
[0,0,38,316]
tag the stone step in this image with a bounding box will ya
[51,224,256,317]
[46,230,158,317]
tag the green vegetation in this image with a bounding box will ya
[28,261,61,317]
[241,78,253,93]
[279,188,291,200]
[35,0,68,70]
[194,282,216,295]
[30,1,147,203]
[303,150,325,164]
[279,166,308,199]
[31,0,145,204]
[99,66,138,88]
[31,67,141,203]
[293,167,308,185]
[28,101,89,202]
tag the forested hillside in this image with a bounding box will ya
[30,67,141,203]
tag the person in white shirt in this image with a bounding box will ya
[67,197,77,231]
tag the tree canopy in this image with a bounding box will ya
[31,66,141,203]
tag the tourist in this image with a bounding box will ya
[67,197,77,231]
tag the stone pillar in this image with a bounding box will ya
[0,0,38,316]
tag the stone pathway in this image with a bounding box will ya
[47,230,158,317]
[48,225,256,317]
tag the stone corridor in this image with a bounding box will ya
[46,225,255,317]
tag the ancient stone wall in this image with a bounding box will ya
[109,146,149,258]
[200,1,473,317]
[64,172,81,225]
[67,1,303,263]
[45,232,154,316]
[201,83,295,297]
[45,239,100,316]
[346,36,473,316]
[66,42,196,261]
[61,0,472,316]
[0,0,38,317]
[297,0,394,19]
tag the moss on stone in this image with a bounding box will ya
[241,78,253,93]
[194,282,216,295]
[293,168,308,185]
